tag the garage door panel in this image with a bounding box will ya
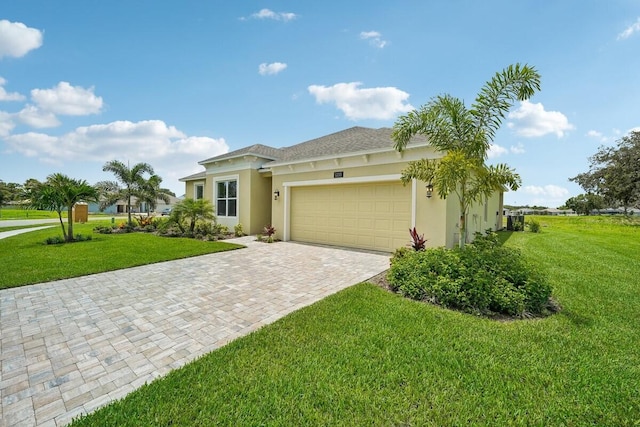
[290,182,411,252]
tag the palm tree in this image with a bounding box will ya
[171,198,215,234]
[30,173,99,242]
[137,174,174,215]
[97,160,154,226]
[392,63,541,247]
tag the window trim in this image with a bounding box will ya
[214,175,239,218]
[194,182,205,200]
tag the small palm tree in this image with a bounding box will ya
[171,198,215,234]
[137,174,173,215]
[30,173,99,242]
[97,160,154,226]
[393,63,540,247]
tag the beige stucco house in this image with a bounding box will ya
[181,126,504,252]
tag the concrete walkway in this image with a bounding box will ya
[0,237,390,426]
[0,226,54,240]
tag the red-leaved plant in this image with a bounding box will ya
[409,227,426,251]
[263,224,276,243]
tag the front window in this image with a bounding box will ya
[195,184,204,200]
[216,180,237,217]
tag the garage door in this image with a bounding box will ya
[290,182,412,252]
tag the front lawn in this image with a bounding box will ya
[70,216,640,426]
[0,221,243,290]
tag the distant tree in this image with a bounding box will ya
[97,160,154,226]
[392,63,540,247]
[136,174,173,215]
[570,131,640,214]
[30,173,99,242]
[171,198,215,234]
[564,193,605,215]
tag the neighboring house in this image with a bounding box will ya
[88,195,181,214]
[181,126,505,252]
[542,208,576,216]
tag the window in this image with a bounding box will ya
[216,180,237,217]
[195,184,204,200]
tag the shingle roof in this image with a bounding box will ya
[179,171,206,182]
[269,126,428,165]
[191,127,429,177]
[199,144,283,164]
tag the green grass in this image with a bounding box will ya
[70,215,640,426]
[0,221,243,290]
[0,207,67,220]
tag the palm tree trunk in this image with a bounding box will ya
[57,210,66,239]
[67,206,74,242]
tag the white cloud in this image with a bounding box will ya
[0,20,43,59]
[522,184,569,199]
[0,77,25,101]
[487,142,526,158]
[510,184,571,207]
[510,143,525,154]
[16,105,61,128]
[617,17,640,40]
[507,100,574,138]
[487,144,508,158]
[308,82,413,120]
[628,126,640,134]
[4,120,229,183]
[258,62,287,76]
[31,82,103,116]
[586,129,608,142]
[245,9,297,22]
[360,31,387,48]
[0,111,15,136]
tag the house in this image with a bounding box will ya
[88,194,181,214]
[181,127,505,252]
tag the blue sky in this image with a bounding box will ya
[1,1,639,207]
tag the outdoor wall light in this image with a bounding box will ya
[426,183,434,199]
[274,190,280,200]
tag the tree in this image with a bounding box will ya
[392,63,541,247]
[570,131,640,213]
[29,173,99,242]
[171,198,215,234]
[136,174,173,215]
[97,160,154,226]
[564,193,605,215]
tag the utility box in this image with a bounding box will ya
[507,215,525,231]
[73,203,89,223]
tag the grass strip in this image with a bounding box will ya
[0,221,243,289]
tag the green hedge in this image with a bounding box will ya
[388,232,552,317]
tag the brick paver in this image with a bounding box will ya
[0,237,389,426]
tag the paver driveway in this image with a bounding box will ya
[0,237,390,426]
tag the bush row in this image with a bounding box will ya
[387,232,552,317]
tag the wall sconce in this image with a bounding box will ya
[425,183,434,199]
[273,190,280,200]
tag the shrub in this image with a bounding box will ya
[44,236,65,245]
[93,225,113,234]
[527,219,541,233]
[74,234,93,242]
[512,218,524,231]
[234,223,245,237]
[409,227,427,251]
[388,231,552,317]
[263,225,276,243]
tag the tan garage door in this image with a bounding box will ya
[290,182,411,252]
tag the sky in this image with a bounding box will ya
[1,1,639,207]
